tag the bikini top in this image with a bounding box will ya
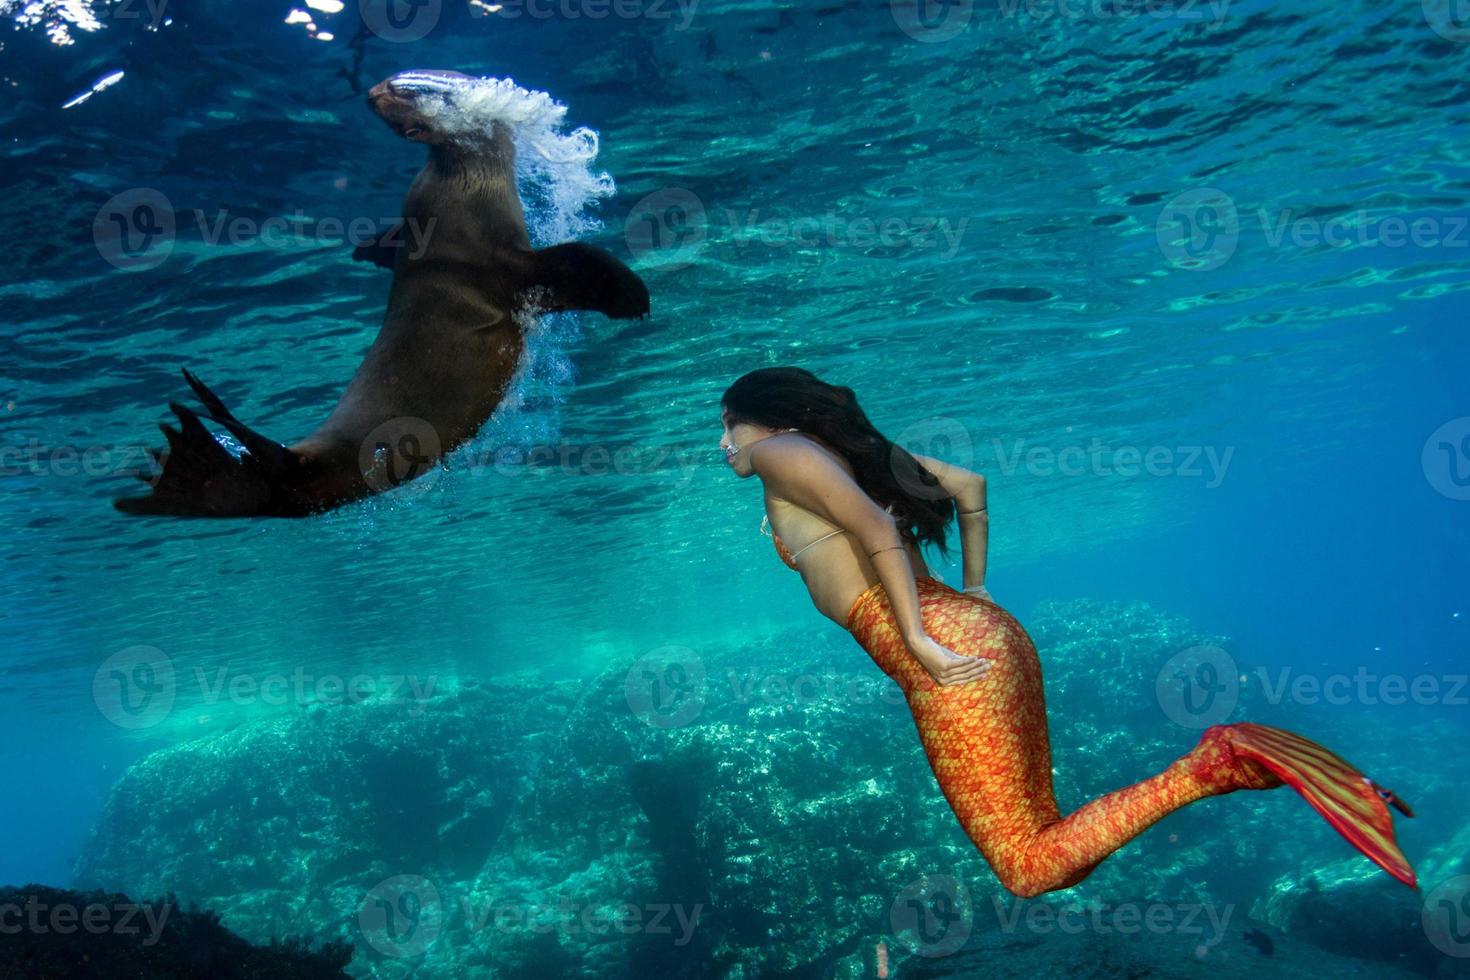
[761,503,897,571]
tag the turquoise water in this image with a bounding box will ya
[3,1,1469,976]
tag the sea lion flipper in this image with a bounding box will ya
[352,222,406,270]
[180,369,296,478]
[181,367,236,421]
[521,242,650,320]
[114,402,276,517]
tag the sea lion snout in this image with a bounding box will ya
[367,86,436,144]
[368,70,473,144]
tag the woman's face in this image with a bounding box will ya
[719,409,781,479]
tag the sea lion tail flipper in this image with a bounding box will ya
[180,369,297,476]
[522,242,650,320]
[113,374,295,518]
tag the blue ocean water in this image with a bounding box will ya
[2,0,1469,976]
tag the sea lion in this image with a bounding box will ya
[114,69,649,518]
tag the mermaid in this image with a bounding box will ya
[718,367,1417,896]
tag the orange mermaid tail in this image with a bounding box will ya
[845,577,1418,897]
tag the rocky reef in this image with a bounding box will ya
[70,598,1463,978]
[1253,806,1470,979]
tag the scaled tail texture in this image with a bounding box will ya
[842,579,1420,897]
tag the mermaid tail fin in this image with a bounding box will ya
[1222,722,1417,888]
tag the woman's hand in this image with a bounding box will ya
[962,584,992,603]
[906,634,992,687]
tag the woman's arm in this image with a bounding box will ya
[750,438,990,686]
[751,437,928,643]
[910,453,988,591]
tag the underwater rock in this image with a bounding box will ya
[1252,859,1436,974]
[73,598,1442,978]
[885,898,1428,979]
[1254,818,1470,978]
[0,884,351,979]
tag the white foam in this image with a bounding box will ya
[405,73,615,245]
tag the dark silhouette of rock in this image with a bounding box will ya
[0,884,351,979]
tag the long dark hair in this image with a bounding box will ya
[722,367,955,556]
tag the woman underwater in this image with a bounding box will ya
[718,366,1417,897]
